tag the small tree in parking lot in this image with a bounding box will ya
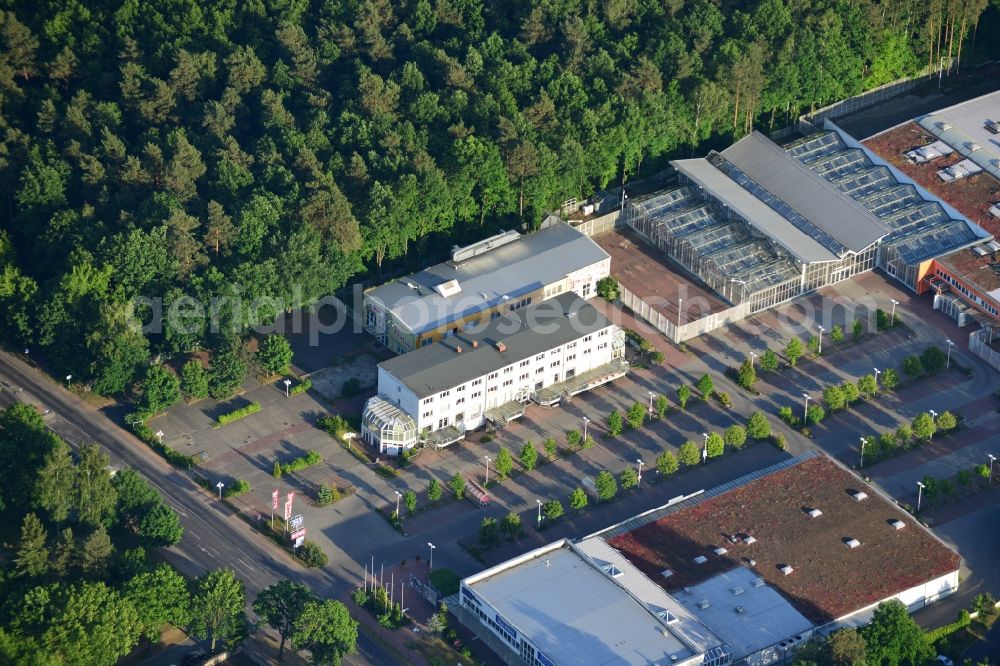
[696,374,713,400]
[785,338,803,367]
[626,402,645,429]
[448,474,465,500]
[857,374,877,398]
[759,349,779,372]
[830,325,844,344]
[544,438,558,460]
[495,448,513,480]
[569,488,588,511]
[705,432,724,458]
[519,442,538,471]
[736,359,756,390]
[607,410,623,436]
[478,517,499,546]
[656,451,679,476]
[595,471,618,501]
[655,395,669,419]
[724,425,747,449]
[823,385,846,411]
[746,411,771,439]
[542,500,564,521]
[881,367,899,391]
[852,319,864,341]
[806,403,826,425]
[501,512,522,539]
[677,441,700,466]
[566,430,582,448]
[936,410,957,431]
[620,467,639,490]
[677,385,691,410]
[427,479,442,503]
[807,335,820,355]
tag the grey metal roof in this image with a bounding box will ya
[671,158,839,264]
[365,221,609,335]
[721,131,891,253]
[378,293,610,399]
[466,542,703,665]
[676,567,813,660]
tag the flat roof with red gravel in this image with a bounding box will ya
[594,229,730,321]
[608,456,960,624]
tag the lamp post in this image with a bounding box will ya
[988,454,996,486]
[702,432,709,463]
[916,481,925,513]
[582,416,590,443]
[873,367,881,394]
[427,542,435,570]
[394,490,402,518]
[216,481,224,500]
[536,499,543,527]
[749,351,757,367]
[677,298,683,330]
[637,459,645,485]
[65,374,72,387]
[859,437,867,469]
[802,393,810,422]
[155,430,164,444]
[484,456,491,485]
[817,325,825,355]
[648,391,655,416]
[890,298,899,324]
[946,339,955,368]
[283,379,291,397]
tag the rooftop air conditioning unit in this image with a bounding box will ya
[851,491,868,502]
[780,565,794,576]
[713,547,728,556]
[693,555,708,565]
[742,535,757,545]
[845,538,861,549]
[891,519,906,530]
[697,600,711,610]
[752,577,765,588]
[660,569,674,578]
[807,508,823,518]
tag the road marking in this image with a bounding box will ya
[237,558,255,572]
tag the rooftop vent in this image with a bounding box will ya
[601,564,624,578]
[807,508,823,518]
[851,491,869,502]
[780,565,795,576]
[455,345,462,354]
[751,577,766,588]
[660,569,674,578]
[544,559,550,568]
[731,587,744,596]
[937,122,952,131]
[495,341,507,353]
[656,610,679,624]
[742,535,757,545]
[735,606,745,614]
[713,547,728,556]
[434,279,462,298]
[697,599,711,610]
[986,119,1000,134]
[968,142,982,152]
[890,519,906,531]
[844,538,862,549]
[693,555,708,565]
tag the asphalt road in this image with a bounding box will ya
[0,351,394,666]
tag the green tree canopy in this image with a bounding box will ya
[190,569,247,652]
[253,580,315,660]
[292,600,358,666]
[125,564,192,641]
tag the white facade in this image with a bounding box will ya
[376,323,623,439]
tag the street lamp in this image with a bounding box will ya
[946,339,955,368]
[802,393,810,421]
[427,542,435,570]
[283,379,292,397]
[484,456,492,485]
[702,432,709,463]
[677,298,683,330]
[637,459,644,485]
[988,454,996,486]
[216,481,225,500]
[873,367,881,394]
[648,391,655,416]
[890,298,899,324]
[536,499,543,527]
[582,416,590,443]
[155,430,164,444]
[65,374,72,386]
[749,351,757,367]
[916,481,925,513]
[859,437,867,469]
[817,325,825,355]
[394,490,402,518]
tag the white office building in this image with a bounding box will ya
[361,293,627,454]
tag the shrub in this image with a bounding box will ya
[895,423,913,444]
[881,367,899,391]
[256,334,293,376]
[620,467,639,490]
[807,334,820,355]
[778,405,797,425]
[566,430,582,448]
[180,360,209,400]
[957,470,971,486]
[902,355,924,377]
[806,403,825,425]
[852,319,863,341]
[760,349,779,372]
[650,350,665,365]
[289,378,312,396]
[746,411,771,439]
[501,512,521,539]
[596,276,620,301]
[785,338,803,367]
[544,438,558,460]
[772,433,787,450]
[581,435,596,449]
[936,410,957,431]
[569,488,588,510]
[677,385,691,409]
[878,431,897,455]
[316,483,341,506]
[715,391,731,408]
[677,441,700,466]
[823,385,846,411]
[223,479,250,498]
[281,450,322,475]
[140,364,180,415]
[272,461,282,479]
[297,541,328,567]
[448,473,466,499]
[975,463,991,481]
[656,451,679,476]
[655,395,669,419]
[736,359,756,390]
[519,442,538,471]
[912,412,936,441]
[607,410,623,437]
[427,479,443,503]
[403,490,416,514]
[724,425,747,449]
[317,414,353,440]
[595,471,618,501]
[542,499,564,521]
[829,325,844,343]
[857,374,877,398]
[479,517,499,546]
[626,402,645,429]
[696,374,714,400]
[214,401,262,427]
[495,448,513,479]
[921,345,947,375]
[705,433,725,458]
[840,381,860,404]
[428,570,461,597]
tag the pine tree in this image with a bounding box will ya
[15,512,49,577]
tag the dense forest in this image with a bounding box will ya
[0,0,996,397]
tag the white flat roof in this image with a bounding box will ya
[676,567,814,660]
[918,89,1000,181]
[464,541,711,665]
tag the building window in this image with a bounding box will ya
[423,397,434,404]
[567,342,576,349]
[455,397,465,405]
[471,391,482,399]
[504,366,513,374]
[598,342,608,350]
[502,379,513,387]
[440,390,450,397]
[520,360,530,367]
[536,367,544,374]
[456,385,465,392]
[422,411,432,418]
[582,282,591,297]
[421,338,433,347]
[583,335,592,342]
[488,372,498,380]
[509,297,531,311]
[599,329,608,336]
[489,386,497,392]
[535,353,545,361]
[566,354,575,361]
[519,373,529,380]
[550,360,560,367]
[472,379,482,386]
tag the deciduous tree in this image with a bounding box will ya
[253,580,314,660]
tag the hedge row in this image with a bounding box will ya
[280,450,322,475]
[214,401,261,427]
[130,420,194,468]
[289,378,312,396]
